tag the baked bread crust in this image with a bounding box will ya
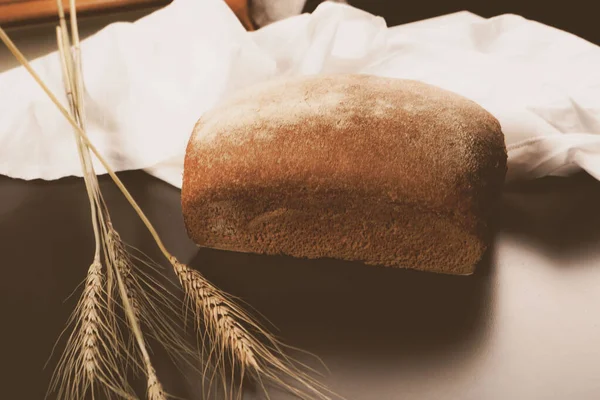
[182,74,507,274]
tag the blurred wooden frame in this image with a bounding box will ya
[0,0,255,30]
[0,0,168,27]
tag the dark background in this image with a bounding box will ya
[304,0,600,45]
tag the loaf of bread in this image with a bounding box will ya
[182,74,507,275]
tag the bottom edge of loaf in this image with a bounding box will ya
[185,212,486,276]
[183,195,488,276]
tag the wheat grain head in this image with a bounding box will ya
[105,227,170,400]
[48,258,135,399]
[171,258,336,400]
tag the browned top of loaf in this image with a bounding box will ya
[183,74,506,233]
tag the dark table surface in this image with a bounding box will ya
[2,171,600,399]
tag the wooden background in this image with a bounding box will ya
[0,0,170,27]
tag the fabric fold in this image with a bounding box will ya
[0,0,599,188]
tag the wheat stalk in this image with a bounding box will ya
[51,1,170,397]
[43,4,135,397]
[0,8,337,399]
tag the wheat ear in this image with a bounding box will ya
[109,234,167,400]
[173,259,335,400]
[110,230,202,369]
[0,23,337,400]
[48,258,136,400]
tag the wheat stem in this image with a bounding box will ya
[0,25,171,259]
[56,26,103,261]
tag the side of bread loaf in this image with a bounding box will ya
[182,74,507,275]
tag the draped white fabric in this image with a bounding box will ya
[1,0,599,187]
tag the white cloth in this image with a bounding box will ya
[1,0,599,187]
